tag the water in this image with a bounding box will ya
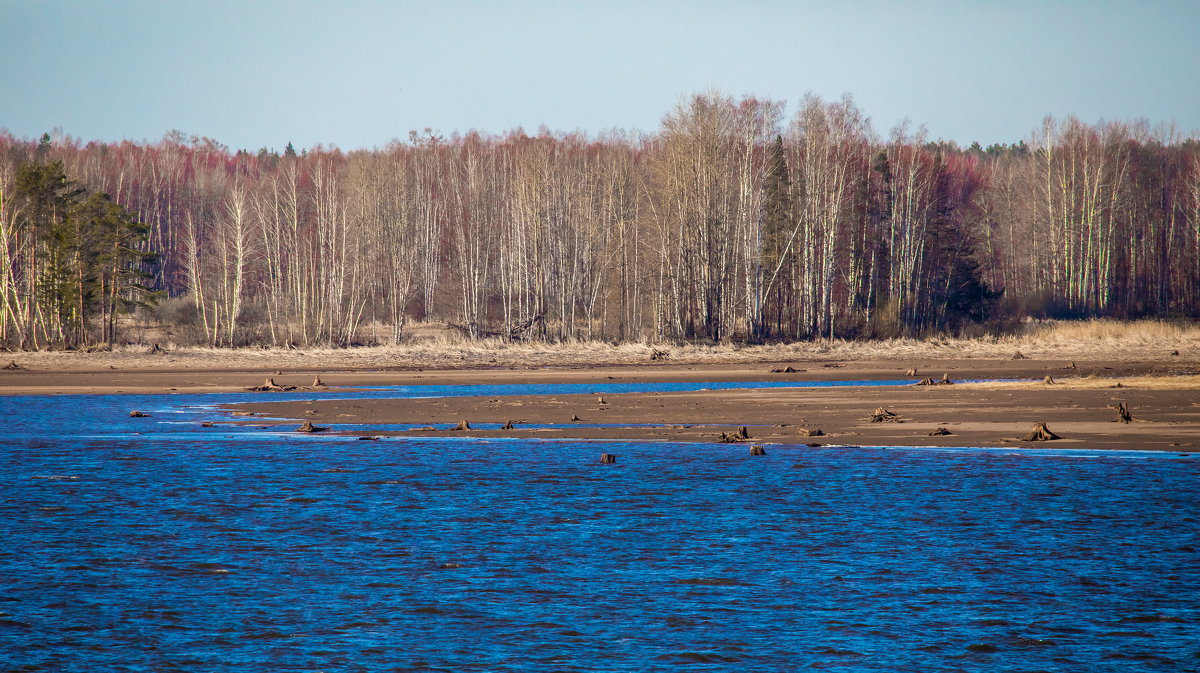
[1,385,1197,671]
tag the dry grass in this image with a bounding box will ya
[3,319,1197,372]
[957,373,1200,391]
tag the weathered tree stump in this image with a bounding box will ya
[868,407,900,423]
[1023,422,1060,441]
[129,410,148,417]
[915,378,936,386]
[596,395,608,405]
[940,373,953,385]
[749,445,767,455]
[451,420,471,431]
[501,420,515,430]
[312,377,326,388]
[737,426,751,439]
[718,432,741,443]
[928,426,952,436]
[297,421,327,433]
[570,414,582,422]
[799,427,824,437]
[1043,375,1055,384]
[1114,402,1134,424]
[600,453,617,464]
[906,368,918,377]
[649,348,669,361]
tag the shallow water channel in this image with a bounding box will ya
[1,381,1198,671]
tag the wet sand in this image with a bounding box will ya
[3,355,1197,451]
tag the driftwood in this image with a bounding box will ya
[1023,422,1060,441]
[600,453,617,464]
[798,427,824,437]
[357,436,379,441]
[451,420,471,431]
[1012,350,1028,360]
[129,410,149,417]
[905,368,918,377]
[248,377,297,392]
[915,378,937,386]
[297,421,328,433]
[2,360,20,370]
[201,422,214,427]
[749,445,767,455]
[146,343,165,355]
[928,426,952,436]
[868,407,900,423]
[771,365,800,373]
[649,348,670,361]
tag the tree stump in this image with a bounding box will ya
[940,373,953,385]
[906,368,918,377]
[600,453,617,464]
[799,427,824,437]
[129,410,148,417]
[928,426,952,436]
[297,421,327,433]
[1114,402,1134,424]
[451,420,471,431]
[868,407,899,423]
[737,426,751,439]
[1043,375,1055,384]
[312,377,326,388]
[596,395,608,405]
[749,445,766,455]
[570,414,582,422]
[1023,422,1060,441]
[501,420,515,430]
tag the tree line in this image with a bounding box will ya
[1,92,1198,349]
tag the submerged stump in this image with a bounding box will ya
[501,420,515,430]
[297,421,328,433]
[1023,422,1060,441]
[600,453,617,464]
[749,445,767,455]
[129,410,149,418]
[451,420,471,431]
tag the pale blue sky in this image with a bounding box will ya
[2,0,1197,151]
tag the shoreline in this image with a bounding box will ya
[2,352,1197,453]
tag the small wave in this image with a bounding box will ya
[654,652,741,663]
[674,578,749,587]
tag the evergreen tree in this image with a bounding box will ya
[759,134,791,337]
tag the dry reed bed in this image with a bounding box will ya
[4,320,1198,372]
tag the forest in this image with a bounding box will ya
[1,92,1199,349]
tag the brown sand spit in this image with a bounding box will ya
[960,374,1200,391]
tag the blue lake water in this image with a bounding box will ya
[1,384,1198,671]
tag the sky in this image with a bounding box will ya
[2,0,1198,152]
